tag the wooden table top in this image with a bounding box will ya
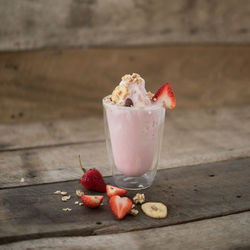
[1,105,250,249]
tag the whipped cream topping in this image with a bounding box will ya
[110,73,152,108]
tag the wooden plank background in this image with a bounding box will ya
[0,1,249,248]
[1,105,250,188]
[3,212,250,250]
[0,0,250,51]
[1,45,250,124]
[0,157,249,244]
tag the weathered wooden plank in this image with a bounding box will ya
[0,142,109,188]
[1,105,250,188]
[2,212,250,250]
[1,105,250,152]
[0,117,104,151]
[0,0,250,51]
[1,46,250,124]
[0,157,250,244]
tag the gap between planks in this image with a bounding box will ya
[1,1,250,51]
[0,157,250,245]
[0,155,249,191]
[1,46,250,124]
[1,105,249,152]
[0,139,105,153]
[1,105,250,188]
[2,212,249,250]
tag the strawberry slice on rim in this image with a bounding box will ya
[81,195,104,208]
[109,195,132,220]
[106,184,128,198]
[152,83,176,109]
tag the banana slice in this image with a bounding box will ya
[141,202,167,219]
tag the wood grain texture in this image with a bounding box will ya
[0,157,250,244]
[1,46,250,124]
[0,142,109,188]
[0,117,104,151]
[1,105,250,188]
[2,212,250,250]
[1,105,250,152]
[0,0,250,51]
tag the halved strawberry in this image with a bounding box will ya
[81,195,104,208]
[109,195,132,220]
[106,184,128,198]
[152,83,176,109]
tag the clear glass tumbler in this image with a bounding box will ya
[103,96,165,190]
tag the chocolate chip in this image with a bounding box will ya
[125,98,133,107]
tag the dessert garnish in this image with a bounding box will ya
[76,189,85,197]
[106,74,176,109]
[79,155,106,192]
[109,195,133,220]
[111,85,128,104]
[81,194,104,208]
[62,208,72,212]
[152,83,176,109]
[61,195,71,202]
[106,184,128,198]
[133,193,145,204]
[141,202,167,219]
[125,98,133,107]
[109,73,151,107]
[129,209,139,215]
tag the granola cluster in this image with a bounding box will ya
[108,73,153,107]
[122,73,143,85]
[133,193,145,204]
[111,85,128,104]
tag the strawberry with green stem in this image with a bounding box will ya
[79,155,106,192]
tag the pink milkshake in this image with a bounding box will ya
[103,73,175,189]
[105,101,164,177]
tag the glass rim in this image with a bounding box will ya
[102,95,165,111]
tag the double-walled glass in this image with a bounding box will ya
[103,96,165,190]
